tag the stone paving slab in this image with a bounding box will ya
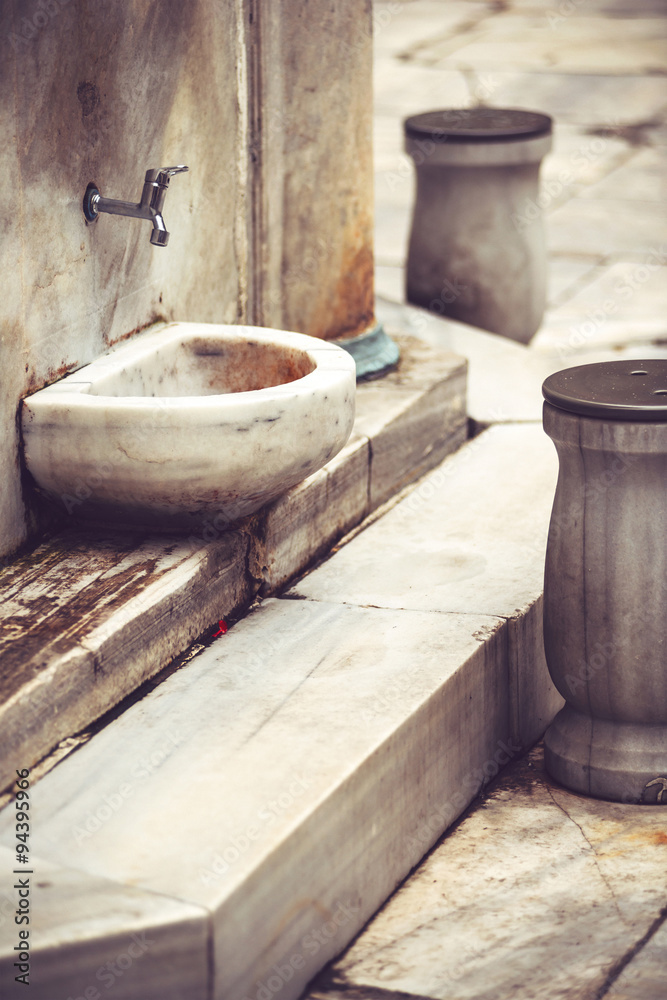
[375,200,411,268]
[547,197,667,258]
[416,16,667,75]
[373,114,407,174]
[307,744,667,1000]
[375,263,407,304]
[579,146,667,202]
[373,1,489,58]
[532,261,667,359]
[541,124,634,206]
[373,62,471,118]
[547,259,604,309]
[478,72,667,128]
[605,918,667,1000]
[291,424,557,618]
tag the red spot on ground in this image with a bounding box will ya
[213,620,228,638]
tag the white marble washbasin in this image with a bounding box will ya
[21,322,356,530]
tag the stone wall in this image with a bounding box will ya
[0,0,374,560]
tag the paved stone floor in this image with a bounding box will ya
[303,1,667,998]
[307,745,667,1000]
[372,0,667,368]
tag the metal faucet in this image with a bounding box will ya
[83,166,189,246]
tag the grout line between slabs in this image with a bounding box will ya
[595,904,667,1000]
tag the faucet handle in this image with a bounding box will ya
[147,165,189,187]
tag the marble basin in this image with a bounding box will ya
[21,322,356,531]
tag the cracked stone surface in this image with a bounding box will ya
[306,744,667,1000]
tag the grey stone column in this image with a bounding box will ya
[246,0,376,343]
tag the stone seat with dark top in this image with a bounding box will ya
[542,359,667,804]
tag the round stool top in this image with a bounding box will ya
[543,360,667,421]
[404,107,553,143]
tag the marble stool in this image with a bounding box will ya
[542,360,667,804]
[404,107,552,344]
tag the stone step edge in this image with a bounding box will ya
[1,602,543,1000]
[0,844,212,1000]
[0,337,467,793]
[0,602,552,1000]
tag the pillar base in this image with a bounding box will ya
[545,705,667,804]
[335,322,400,381]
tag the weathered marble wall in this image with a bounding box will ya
[0,0,375,561]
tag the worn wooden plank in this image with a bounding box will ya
[0,531,253,791]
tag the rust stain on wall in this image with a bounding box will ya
[23,362,79,398]
[106,313,167,349]
[328,241,376,341]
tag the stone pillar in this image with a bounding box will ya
[247,0,375,342]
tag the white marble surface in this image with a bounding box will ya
[580,146,667,202]
[541,123,633,207]
[484,72,667,128]
[605,919,667,999]
[417,16,667,74]
[546,258,603,309]
[372,1,489,58]
[256,435,370,594]
[308,744,667,1000]
[352,335,467,508]
[22,322,356,527]
[547,196,667,258]
[292,421,564,748]
[533,261,667,359]
[374,263,406,303]
[373,62,471,118]
[0,847,209,1000]
[374,198,411,268]
[291,423,558,617]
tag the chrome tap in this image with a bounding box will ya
[83,165,189,246]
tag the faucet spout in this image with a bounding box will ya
[83,165,188,247]
[150,214,169,247]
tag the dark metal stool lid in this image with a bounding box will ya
[404,108,553,143]
[543,360,667,421]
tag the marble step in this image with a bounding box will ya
[0,334,466,793]
[0,422,563,1000]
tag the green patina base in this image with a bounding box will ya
[335,322,400,381]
